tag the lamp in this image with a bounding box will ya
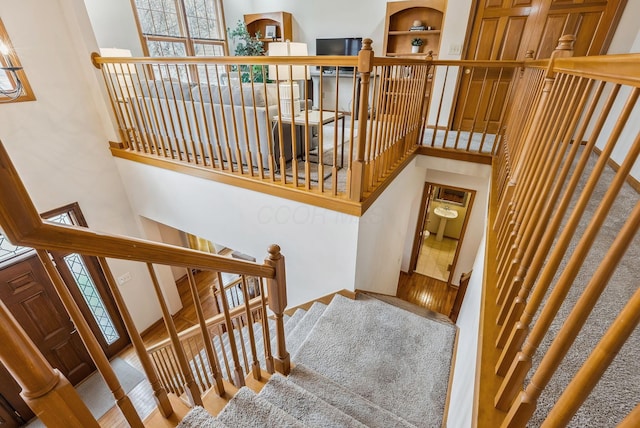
[268,41,309,117]
[0,40,23,101]
[100,48,137,99]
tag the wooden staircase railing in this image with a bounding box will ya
[0,142,290,426]
[483,35,640,426]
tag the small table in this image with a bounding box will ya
[275,110,346,167]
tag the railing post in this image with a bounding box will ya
[350,38,374,202]
[97,257,174,418]
[0,300,99,428]
[37,250,144,427]
[264,244,290,375]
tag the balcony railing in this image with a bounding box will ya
[93,41,517,212]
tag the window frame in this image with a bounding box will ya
[0,18,35,103]
[130,0,229,58]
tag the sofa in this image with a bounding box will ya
[129,79,301,170]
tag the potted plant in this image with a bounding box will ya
[411,38,424,53]
[227,20,266,82]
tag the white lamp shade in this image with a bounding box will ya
[100,48,136,76]
[268,42,309,81]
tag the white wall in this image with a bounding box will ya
[355,159,426,295]
[0,0,179,331]
[114,159,361,308]
[83,0,143,55]
[223,0,473,58]
[447,231,487,428]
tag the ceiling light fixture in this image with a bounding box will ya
[0,40,24,101]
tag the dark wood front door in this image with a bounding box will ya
[0,254,96,423]
[453,0,627,131]
[0,255,95,383]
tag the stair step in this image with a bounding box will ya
[357,291,454,325]
[216,387,305,428]
[259,373,368,427]
[288,364,416,428]
[176,406,227,428]
[284,308,307,332]
[287,302,327,357]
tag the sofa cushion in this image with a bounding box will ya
[141,79,192,101]
[192,83,267,107]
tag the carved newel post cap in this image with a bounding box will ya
[556,34,576,51]
[267,244,281,260]
[362,38,373,50]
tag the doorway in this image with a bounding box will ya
[410,183,475,284]
[0,203,129,426]
[452,0,627,131]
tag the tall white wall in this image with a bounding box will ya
[114,160,361,308]
[0,0,180,331]
[83,0,143,55]
[447,232,487,428]
[355,159,426,295]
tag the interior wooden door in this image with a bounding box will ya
[453,0,626,131]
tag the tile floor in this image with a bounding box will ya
[415,234,458,282]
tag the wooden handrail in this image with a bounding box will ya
[0,142,274,278]
[146,295,263,353]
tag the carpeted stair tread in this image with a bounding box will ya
[258,373,367,428]
[357,291,454,325]
[285,308,307,332]
[292,294,456,427]
[216,387,306,428]
[288,364,416,428]
[177,406,227,428]
[287,302,327,357]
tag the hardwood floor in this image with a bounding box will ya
[97,270,221,427]
[396,271,458,317]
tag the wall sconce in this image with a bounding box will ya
[0,40,23,101]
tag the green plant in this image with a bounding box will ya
[411,38,424,47]
[227,20,266,82]
[228,20,265,57]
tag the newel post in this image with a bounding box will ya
[0,300,99,427]
[350,38,374,202]
[264,244,290,375]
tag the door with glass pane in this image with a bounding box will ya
[44,204,129,357]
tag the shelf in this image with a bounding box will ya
[388,30,441,35]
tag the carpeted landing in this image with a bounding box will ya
[177,294,457,427]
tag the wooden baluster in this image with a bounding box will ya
[215,272,246,387]
[240,275,262,380]
[495,127,640,410]
[350,38,373,202]
[36,251,143,427]
[0,300,99,427]
[619,404,640,428]
[495,86,637,376]
[264,244,290,375]
[542,283,640,427]
[186,269,225,395]
[147,263,202,406]
[258,277,275,373]
[97,257,173,417]
[496,80,616,350]
[501,200,640,426]
[496,75,586,313]
[495,79,601,339]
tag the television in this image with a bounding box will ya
[316,37,363,72]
